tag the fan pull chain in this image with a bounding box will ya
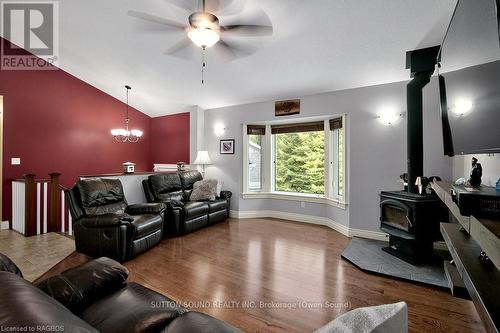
[201,46,206,84]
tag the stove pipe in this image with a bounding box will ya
[405,46,440,193]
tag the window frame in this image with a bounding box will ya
[242,116,347,207]
[247,133,263,191]
[327,124,345,202]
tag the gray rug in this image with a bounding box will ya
[341,237,447,288]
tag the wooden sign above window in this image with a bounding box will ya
[275,99,300,117]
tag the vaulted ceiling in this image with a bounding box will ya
[56,0,457,117]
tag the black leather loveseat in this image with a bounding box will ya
[0,253,241,333]
[142,171,232,235]
[65,178,166,262]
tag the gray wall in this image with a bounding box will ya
[452,154,500,186]
[203,77,451,232]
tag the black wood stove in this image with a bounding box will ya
[379,46,448,264]
[380,191,446,264]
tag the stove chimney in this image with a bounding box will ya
[405,46,440,193]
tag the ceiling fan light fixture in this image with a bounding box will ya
[188,27,220,48]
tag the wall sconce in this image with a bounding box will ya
[451,99,473,117]
[214,123,225,137]
[377,106,403,126]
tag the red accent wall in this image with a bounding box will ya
[150,113,190,165]
[0,38,190,221]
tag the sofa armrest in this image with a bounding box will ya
[77,214,131,228]
[36,257,129,313]
[0,253,23,277]
[165,199,185,209]
[125,203,166,215]
[220,191,232,200]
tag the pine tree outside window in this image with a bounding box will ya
[274,131,325,195]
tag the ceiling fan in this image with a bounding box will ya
[128,0,273,60]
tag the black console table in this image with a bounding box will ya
[432,181,500,333]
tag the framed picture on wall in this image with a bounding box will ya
[275,99,300,116]
[220,139,235,154]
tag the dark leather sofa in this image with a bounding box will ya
[0,253,241,333]
[142,171,232,235]
[65,178,166,262]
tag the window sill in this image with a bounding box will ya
[241,192,347,209]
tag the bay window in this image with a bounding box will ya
[243,116,346,205]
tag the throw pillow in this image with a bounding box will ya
[190,179,218,201]
[313,302,408,333]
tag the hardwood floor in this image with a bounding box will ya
[41,218,485,333]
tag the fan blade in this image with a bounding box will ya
[205,0,238,13]
[162,0,198,12]
[163,0,241,15]
[164,38,196,59]
[221,7,273,35]
[213,39,256,60]
[128,10,186,30]
[222,24,273,36]
[213,40,236,60]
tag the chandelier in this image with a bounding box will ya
[111,85,143,143]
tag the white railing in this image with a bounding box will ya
[59,188,73,236]
[36,181,49,235]
[12,180,26,235]
[11,173,72,237]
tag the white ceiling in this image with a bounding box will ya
[56,0,457,117]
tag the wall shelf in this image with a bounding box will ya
[433,181,499,333]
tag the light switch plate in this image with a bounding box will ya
[11,158,21,165]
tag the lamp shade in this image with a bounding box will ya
[193,151,212,165]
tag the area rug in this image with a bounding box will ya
[0,231,75,282]
[341,237,448,288]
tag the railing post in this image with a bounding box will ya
[49,173,61,233]
[24,174,36,237]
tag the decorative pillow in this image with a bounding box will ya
[313,302,408,333]
[189,179,218,201]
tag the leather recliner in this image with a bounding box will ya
[142,171,232,236]
[0,253,242,333]
[65,178,166,262]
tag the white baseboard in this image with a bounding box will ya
[230,210,388,241]
[348,228,388,241]
[1,221,9,230]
